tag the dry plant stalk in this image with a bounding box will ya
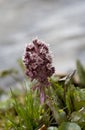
[38,124,47,130]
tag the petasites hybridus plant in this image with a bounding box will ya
[23,38,55,103]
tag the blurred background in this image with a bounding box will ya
[0,0,85,90]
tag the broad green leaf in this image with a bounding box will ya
[58,122,81,130]
[58,109,67,123]
[71,111,85,128]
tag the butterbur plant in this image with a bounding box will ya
[1,38,85,130]
[23,38,55,103]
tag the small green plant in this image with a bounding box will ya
[4,88,51,130]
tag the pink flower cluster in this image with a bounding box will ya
[23,38,55,104]
[23,38,55,85]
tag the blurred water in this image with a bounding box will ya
[0,0,85,89]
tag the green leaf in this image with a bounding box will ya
[66,86,75,113]
[66,86,85,112]
[74,100,85,111]
[58,122,81,130]
[0,69,18,78]
[17,58,25,72]
[50,78,64,106]
[58,109,67,123]
[76,60,85,86]
[71,110,85,128]
[73,88,85,110]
